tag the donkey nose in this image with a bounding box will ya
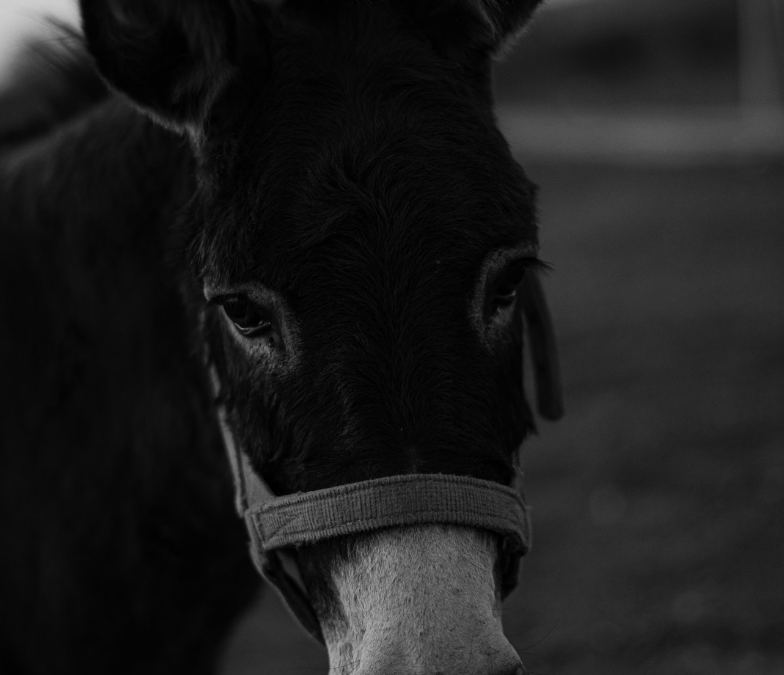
[320,525,528,675]
[351,638,525,675]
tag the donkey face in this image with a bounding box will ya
[81,0,552,672]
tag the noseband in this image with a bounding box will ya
[213,385,531,645]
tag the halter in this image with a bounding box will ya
[213,382,531,645]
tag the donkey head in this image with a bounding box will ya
[80,0,560,672]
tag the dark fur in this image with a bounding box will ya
[0,27,107,148]
[0,33,258,675]
[1,0,545,671]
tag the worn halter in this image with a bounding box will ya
[213,387,531,644]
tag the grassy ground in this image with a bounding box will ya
[221,160,784,675]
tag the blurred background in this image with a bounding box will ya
[2,0,782,673]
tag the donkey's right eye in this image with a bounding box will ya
[487,260,529,319]
[217,295,272,338]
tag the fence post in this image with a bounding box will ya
[738,0,784,118]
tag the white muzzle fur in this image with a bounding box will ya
[319,524,524,675]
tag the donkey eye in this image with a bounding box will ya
[490,262,528,313]
[494,280,519,308]
[218,295,274,339]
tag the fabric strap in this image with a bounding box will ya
[248,473,530,553]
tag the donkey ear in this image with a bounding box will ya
[472,0,544,56]
[79,0,270,131]
[403,0,543,61]
[520,270,564,421]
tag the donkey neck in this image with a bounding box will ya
[0,95,193,242]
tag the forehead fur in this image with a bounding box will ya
[191,0,537,289]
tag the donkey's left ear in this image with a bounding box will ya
[79,0,271,131]
[469,0,544,56]
[404,0,544,61]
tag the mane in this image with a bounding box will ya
[0,23,108,150]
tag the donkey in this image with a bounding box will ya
[0,1,562,673]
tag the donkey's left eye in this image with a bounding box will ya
[218,295,273,338]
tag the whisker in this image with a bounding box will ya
[510,618,560,652]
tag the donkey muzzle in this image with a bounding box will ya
[216,390,532,645]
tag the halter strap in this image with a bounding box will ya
[248,472,530,551]
[211,367,532,645]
